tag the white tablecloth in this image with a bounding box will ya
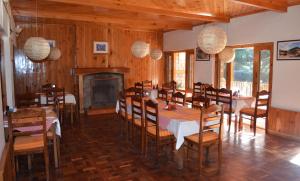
[40,93,76,105]
[4,106,61,136]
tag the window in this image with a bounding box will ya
[174,52,186,90]
[217,43,273,97]
[164,50,194,90]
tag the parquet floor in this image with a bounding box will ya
[16,114,300,181]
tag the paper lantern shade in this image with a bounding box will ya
[150,48,162,60]
[197,26,227,55]
[131,41,149,58]
[23,37,51,61]
[218,47,235,63]
[48,47,61,60]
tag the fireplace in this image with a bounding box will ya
[74,67,129,114]
[83,73,124,111]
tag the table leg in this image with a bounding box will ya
[70,104,74,126]
[53,128,59,168]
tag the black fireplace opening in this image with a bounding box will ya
[83,73,123,110]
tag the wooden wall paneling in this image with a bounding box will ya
[268,107,300,141]
[75,23,164,88]
[14,23,76,95]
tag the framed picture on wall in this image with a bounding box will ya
[277,39,300,60]
[196,47,210,61]
[93,41,109,54]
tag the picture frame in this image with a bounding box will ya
[195,47,210,61]
[277,39,300,60]
[93,41,109,54]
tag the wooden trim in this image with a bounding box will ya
[74,67,130,75]
[233,0,287,12]
[214,54,220,88]
[0,142,14,181]
[46,0,230,23]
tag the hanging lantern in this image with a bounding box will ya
[48,47,61,60]
[150,48,162,60]
[218,47,235,63]
[197,26,227,55]
[131,41,149,58]
[24,37,50,61]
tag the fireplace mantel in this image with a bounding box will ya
[74,67,130,75]
[75,67,129,113]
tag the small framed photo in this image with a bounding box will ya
[277,39,300,61]
[196,47,210,61]
[94,41,109,54]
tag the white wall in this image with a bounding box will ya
[0,0,13,159]
[164,5,300,112]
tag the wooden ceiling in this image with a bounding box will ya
[11,0,300,31]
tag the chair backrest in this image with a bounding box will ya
[8,108,47,143]
[192,96,210,109]
[125,87,136,97]
[254,90,270,116]
[45,87,65,106]
[193,82,202,97]
[142,80,153,90]
[54,87,65,106]
[199,104,224,143]
[118,92,128,119]
[171,91,186,106]
[205,86,218,103]
[42,83,56,92]
[134,82,143,96]
[144,99,159,137]
[131,95,144,126]
[158,88,168,100]
[15,93,41,108]
[217,88,233,111]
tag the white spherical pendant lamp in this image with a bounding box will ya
[24,37,50,61]
[218,47,235,63]
[131,41,149,58]
[197,26,227,55]
[48,47,61,60]
[150,48,162,60]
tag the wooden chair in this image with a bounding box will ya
[134,82,144,96]
[205,86,218,104]
[46,87,65,125]
[144,100,175,162]
[8,108,49,180]
[131,95,144,153]
[118,92,132,141]
[217,88,236,133]
[186,82,202,104]
[171,91,186,106]
[157,88,169,101]
[15,93,41,108]
[42,83,55,92]
[125,87,136,97]
[184,104,224,174]
[192,96,210,109]
[142,80,153,90]
[239,90,270,136]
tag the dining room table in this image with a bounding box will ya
[4,106,61,168]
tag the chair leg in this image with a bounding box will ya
[199,146,203,173]
[44,150,49,181]
[53,134,59,168]
[145,133,148,157]
[239,114,243,131]
[228,113,232,132]
[27,154,32,170]
[254,117,257,136]
[218,142,222,171]
[234,114,238,133]
[155,140,159,164]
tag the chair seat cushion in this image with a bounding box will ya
[147,126,173,137]
[240,108,266,116]
[185,131,218,144]
[14,135,44,152]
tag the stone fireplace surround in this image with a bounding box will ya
[74,67,129,113]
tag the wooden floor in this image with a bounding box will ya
[16,114,300,181]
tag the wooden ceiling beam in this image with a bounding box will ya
[233,0,288,12]
[46,0,230,22]
[12,9,193,31]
